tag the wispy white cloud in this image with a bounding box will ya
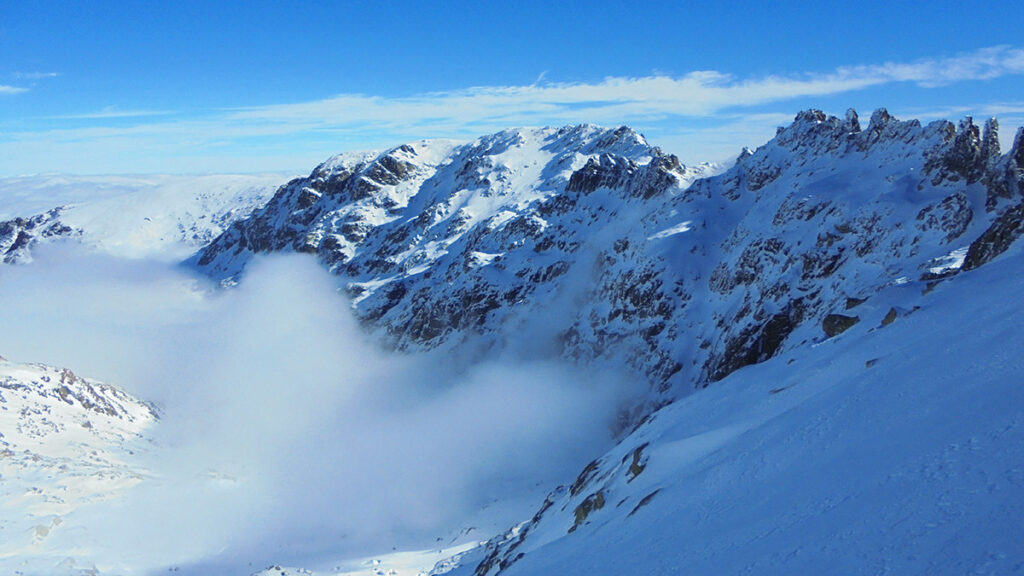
[2,46,1023,174]
[13,71,60,81]
[1,71,59,94]
[223,45,1024,128]
[850,45,1024,88]
[977,102,1024,116]
[48,106,176,120]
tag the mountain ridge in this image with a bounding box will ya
[193,109,1024,409]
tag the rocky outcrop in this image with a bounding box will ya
[962,127,1024,269]
[822,313,860,338]
[0,208,77,263]
[963,200,1024,271]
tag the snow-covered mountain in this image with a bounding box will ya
[189,110,1024,575]
[0,173,287,262]
[194,111,1022,409]
[2,109,1023,575]
[442,111,1024,576]
[0,357,157,572]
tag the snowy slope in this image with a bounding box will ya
[444,240,1024,576]
[0,358,157,573]
[0,173,289,261]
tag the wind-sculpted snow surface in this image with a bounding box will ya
[195,112,1024,409]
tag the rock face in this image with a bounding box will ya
[195,112,1024,414]
[822,313,860,337]
[963,127,1024,270]
[0,208,78,263]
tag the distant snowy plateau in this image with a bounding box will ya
[1,109,1023,575]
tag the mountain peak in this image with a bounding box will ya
[843,107,861,132]
[868,106,892,130]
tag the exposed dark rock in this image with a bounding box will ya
[569,491,605,533]
[925,117,986,185]
[915,191,973,242]
[842,108,861,133]
[735,147,754,165]
[625,442,649,482]
[566,154,638,194]
[845,296,867,309]
[822,313,860,337]
[628,490,661,517]
[963,200,1024,270]
[709,302,803,382]
[982,118,1001,163]
[296,187,321,209]
[743,161,782,192]
[881,308,898,327]
[0,208,79,263]
[569,459,601,497]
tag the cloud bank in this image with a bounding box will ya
[0,246,630,573]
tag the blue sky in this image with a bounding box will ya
[1,0,1023,175]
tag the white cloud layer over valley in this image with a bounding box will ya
[0,245,629,573]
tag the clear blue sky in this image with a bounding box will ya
[1,0,1022,175]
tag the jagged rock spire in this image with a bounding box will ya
[982,117,1000,163]
[795,109,827,124]
[1013,126,1024,171]
[735,147,754,166]
[842,108,861,133]
[868,108,891,132]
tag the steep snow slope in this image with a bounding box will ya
[0,173,288,262]
[0,358,156,573]
[445,241,1024,576]
[195,112,1023,410]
